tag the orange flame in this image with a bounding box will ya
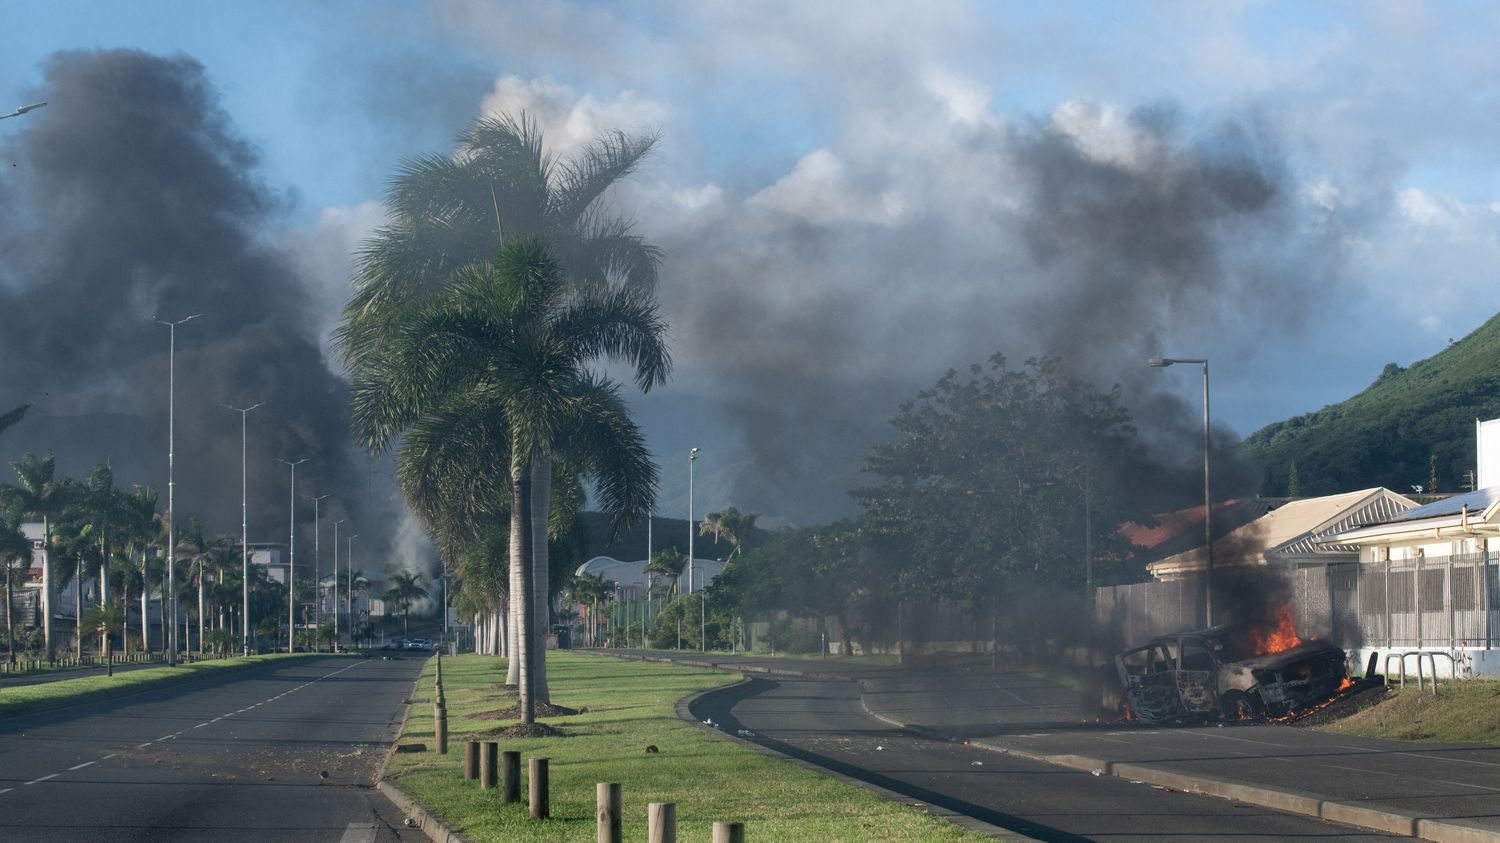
[1338,677,1353,691]
[1250,606,1303,655]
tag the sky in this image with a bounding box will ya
[4,1,1500,537]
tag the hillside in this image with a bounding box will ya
[1245,312,1500,496]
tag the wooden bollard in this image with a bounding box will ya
[480,742,498,789]
[596,782,622,843]
[529,756,550,819]
[463,741,479,780]
[434,703,448,754]
[648,802,676,843]
[501,750,520,803]
[713,821,745,843]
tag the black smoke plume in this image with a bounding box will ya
[0,50,381,556]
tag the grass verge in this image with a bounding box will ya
[1317,678,1500,743]
[0,653,324,719]
[387,651,992,842]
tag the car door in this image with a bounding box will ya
[1173,635,1218,715]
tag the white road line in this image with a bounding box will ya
[1318,763,1401,777]
[1436,778,1500,792]
[1397,751,1500,769]
[102,754,115,760]
[338,822,379,843]
[156,735,174,742]
[1192,732,1291,748]
[0,788,12,795]
[25,773,59,785]
[193,723,209,729]
[67,761,94,771]
[136,742,151,749]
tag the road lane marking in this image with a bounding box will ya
[338,822,379,843]
[102,754,115,760]
[67,761,94,771]
[25,774,59,784]
[0,788,11,795]
[1436,778,1500,792]
[136,742,152,749]
[1397,751,1500,769]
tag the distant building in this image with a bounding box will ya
[573,555,728,599]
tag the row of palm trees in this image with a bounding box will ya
[339,113,669,725]
[0,451,374,662]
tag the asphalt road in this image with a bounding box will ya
[0,654,427,842]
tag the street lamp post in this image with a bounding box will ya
[223,402,264,655]
[688,448,704,652]
[1148,356,1214,627]
[277,457,309,653]
[157,314,201,665]
[346,534,358,646]
[0,102,47,121]
[313,494,330,648]
[333,519,346,646]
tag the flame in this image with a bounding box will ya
[1338,677,1353,691]
[1250,606,1303,655]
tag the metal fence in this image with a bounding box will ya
[1094,553,1499,650]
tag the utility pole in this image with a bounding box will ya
[223,402,264,655]
[157,313,201,664]
[277,457,308,653]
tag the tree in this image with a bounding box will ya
[349,237,665,725]
[700,507,759,559]
[203,627,235,658]
[643,547,687,596]
[0,454,67,659]
[0,503,33,664]
[383,570,430,636]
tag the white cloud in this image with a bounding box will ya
[747,149,906,227]
[478,75,669,159]
[284,200,384,371]
[1049,100,1157,173]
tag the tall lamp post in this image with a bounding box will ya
[333,519,346,646]
[346,534,358,647]
[223,401,264,655]
[688,447,703,652]
[312,494,330,646]
[157,313,202,665]
[277,457,309,653]
[1148,356,1214,627]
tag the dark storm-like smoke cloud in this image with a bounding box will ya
[661,102,1339,523]
[0,50,377,552]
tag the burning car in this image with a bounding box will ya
[1114,611,1349,724]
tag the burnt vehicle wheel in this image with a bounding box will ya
[1221,690,1263,721]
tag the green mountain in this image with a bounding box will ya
[1245,312,1500,496]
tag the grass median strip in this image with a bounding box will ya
[0,653,322,719]
[388,651,992,842]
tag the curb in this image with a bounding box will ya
[376,654,473,843]
[861,696,1500,843]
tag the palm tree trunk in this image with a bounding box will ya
[197,570,205,656]
[5,571,14,665]
[140,550,149,653]
[511,458,535,725]
[531,456,551,702]
[75,558,82,659]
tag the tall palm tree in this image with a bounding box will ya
[69,465,126,612]
[349,237,665,724]
[0,503,33,664]
[0,454,66,659]
[80,603,124,667]
[382,570,429,636]
[644,547,687,596]
[700,507,759,559]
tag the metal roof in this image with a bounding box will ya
[1392,487,1500,522]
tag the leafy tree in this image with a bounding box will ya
[348,237,664,724]
[643,547,686,595]
[80,603,124,666]
[1,503,33,663]
[203,627,235,658]
[383,570,430,636]
[699,508,759,559]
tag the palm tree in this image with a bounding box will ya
[80,603,124,668]
[202,627,234,658]
[67,466,127,611]
[700,507,759,559]
[644,547,687,597]
[383,570,430,636]
[0,453,66,659]
[0,503,33,664]
[349,237,666,724]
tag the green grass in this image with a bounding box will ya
[388,651,994,842]
[0,653,324,719]
[1317,679,1500,743]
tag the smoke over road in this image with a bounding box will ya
[0,50,393,560]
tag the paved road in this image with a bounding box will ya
[691,673,1400,842]
[0,654,426,842]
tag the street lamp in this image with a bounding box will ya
[223,401,264,655]
[346,534,359,646]
[157,314,201,664]
[688,447,704,652]
[312,494,330,644]
[277,457,309,653]
[333,518,346,646]
[1147,356,1214,626]
[0,102,47,121]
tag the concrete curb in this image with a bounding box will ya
[376,654,473,843]
[861,696,1500,843]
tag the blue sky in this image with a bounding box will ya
[8,1,1500,522]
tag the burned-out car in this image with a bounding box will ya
[1114,624,1348,724]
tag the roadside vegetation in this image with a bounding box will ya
[1317,680,1500,744]
[387,651,989,842]
[0,652,320,719]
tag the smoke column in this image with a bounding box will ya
[0,50,386,556]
